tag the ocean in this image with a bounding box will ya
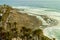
[0,0,60,10]
[14,6,60,40]
[0,0,60,40]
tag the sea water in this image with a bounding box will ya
[43,27,60,40]
[14,7,60,40]
[0,0,60,40]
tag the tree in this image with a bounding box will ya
[0,16,2,21]
[14,22,17,28]
[20,35,25,40]
[7,22,11,30]
[11,27,18,40]
[53,38,55,40]
[33,29,43,40]
[20,27,26,40]
[5,31,12,40]
[0,27,3,40]
[20,27,32,40]
[25,28,32,40]
[0,27,3,32]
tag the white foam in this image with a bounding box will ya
[12,6,60,16]
[13,6,60,40]
[43,26,60,40]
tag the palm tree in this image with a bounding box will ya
[7,22,11,30]
[33,29,43,40]
[5,31,12,40]
[20,35,25,40]
[28,36,32,40]
[20,27,32,40]
[0,27,3,31]
[25,28,32,40]
[0,16,2,21]
[53,38,55,40]
[0,27,3,40]
[41,35,52,40]
[20,27,26,40]
[14,22,17,28]
[11,27,18,40]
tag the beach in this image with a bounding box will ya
[13,6,60,40]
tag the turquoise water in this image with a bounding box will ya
[17,7,60,40]
[0,0,60,40]
[43,27,60,40]
[0,0,60,10]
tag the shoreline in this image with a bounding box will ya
[13,6,60,40]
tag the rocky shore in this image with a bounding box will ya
[0,4,56,40]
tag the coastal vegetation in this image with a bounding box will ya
[0,4,55,40]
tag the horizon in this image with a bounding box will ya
[0,0,60,40]
[0,0,60,10]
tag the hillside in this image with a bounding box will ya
[0,4,55,40]
[0,5,42,31]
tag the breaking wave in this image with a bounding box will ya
[13,6,60,40]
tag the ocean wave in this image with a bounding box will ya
[43,26,60,40]
[13,6,60,16]
[13,6,60,40]
[13,6,60,26]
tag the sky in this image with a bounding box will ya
[0,0,60,9]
